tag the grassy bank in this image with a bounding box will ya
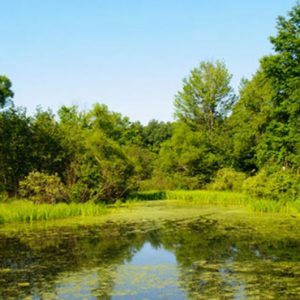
[128,190,251,205]
[0,190,299,225]
[0,200,107,224]
[128,190,300,214]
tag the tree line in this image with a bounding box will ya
[0,3,299,203]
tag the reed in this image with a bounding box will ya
[165,190,250,205]
[1,191,299,225]
[0,200,107,224]
[127,190,300,214]
[128,190,250,205]
[250,199,300,214]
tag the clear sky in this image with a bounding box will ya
[0,0,297,123]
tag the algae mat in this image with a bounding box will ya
[0,201,299,299]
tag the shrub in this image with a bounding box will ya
[242,169,269,199]
[243,169,300,201]
[19,171,68,204]
[209,168,247,192]
[140,169,205,191]
[68,181,90,203]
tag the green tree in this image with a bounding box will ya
[58,105,136,203]
[121,121,144,146]
[259,4,300,170]
[228,71,273,172]
[58,105,87,187]
[86,103,130,143]
[156,122,221,189]
[0,107,33,194]
[75,129,135,203]
[123,144,155,187]
[142,120,172,153]
[31,108,69,178]
[174,60,235,132]
[0,76,14,108]
[152,61,235,189]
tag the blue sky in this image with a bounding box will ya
[0,0,296,123]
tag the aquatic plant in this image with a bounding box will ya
[128,190,250,205]
[0,200,107,224]
[127,190,300,214]
[250,199,300,214]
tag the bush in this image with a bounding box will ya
[243,169,300,201]
[68,181,90,203]
[19,171,68,204]
[140,167,206,191]
[140,175,203,191]
[208,168,247,192]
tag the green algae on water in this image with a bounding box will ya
[0,202,299,299]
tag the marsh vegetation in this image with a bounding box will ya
[0,202,299,299]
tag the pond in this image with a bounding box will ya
[0,205,299,299]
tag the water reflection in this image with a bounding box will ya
[111,242,185,299]
[0,217,299,299]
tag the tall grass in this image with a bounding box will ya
[128,190,250,205]
[166,190,250,205]
[1,191,299,224]
[0,200,107,224]
[250,199,300,214]
[128,190,300,214]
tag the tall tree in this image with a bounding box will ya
[228,71,273,172]
[0,108,33,194]
[73,128,135,203]
[156,122,222,189]
[259,4,300,170]
[31,108,68,177]
[174,60,235,132]
[86,103,130,143]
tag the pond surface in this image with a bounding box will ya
[0,207,299,299]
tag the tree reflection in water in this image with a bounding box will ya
[0,216,299,299]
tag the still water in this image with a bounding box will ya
[0,214,299,299]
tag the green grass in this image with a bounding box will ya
[128,190,300,214]
[1,190,299,225]
[166,190,250,205]
[250,198,300,214]
[128,190,250,205]
[0,200,107,224]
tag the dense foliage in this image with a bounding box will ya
[0,4,300,204]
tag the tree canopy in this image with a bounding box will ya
[174,61,235,132]
[0,3,300,203]
[0,76,14,108]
